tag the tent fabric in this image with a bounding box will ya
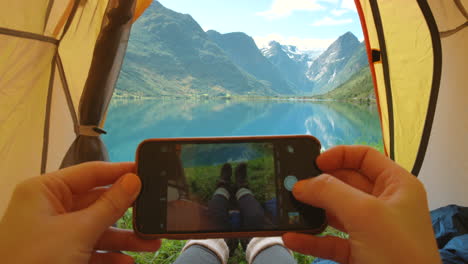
[0,0,149,216]
[46,65,77,172]
[417,23,468,209]
[58,0,110,117]
[429,0,468,34]
[355,0,438,171]
[355,0,389,158]
[417,0,468,209]
[377,0,435,172]
[60,0,136,168]
[0,35,56,213]
[0,0,51,35]
[356,0,468,209]
[134,0,153,22]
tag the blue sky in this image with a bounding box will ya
[157,0,363,51]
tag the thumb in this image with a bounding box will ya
[81,173,141,235]
[293,174,372,222]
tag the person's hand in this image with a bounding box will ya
[283,145,441,264]
[0,162,161,264]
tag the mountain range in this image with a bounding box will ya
[206,30,296,95]
[307,32,368,94]
[115,1,371,97]
[260,41,315,94]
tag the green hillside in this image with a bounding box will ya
[315,67,375,100]
[116,1,276,97]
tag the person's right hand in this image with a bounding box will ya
[283,145,441,264]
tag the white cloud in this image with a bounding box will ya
[257,0,333,19]
[330,9,349,16]
[254,34,334,51]
[311,16,353,26]
[340,0,357,12]
[257,0,356,19]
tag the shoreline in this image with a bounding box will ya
[111,94,377,104]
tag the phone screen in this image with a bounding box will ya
[135,136,325,235]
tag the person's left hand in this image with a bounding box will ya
[0,162,161,264]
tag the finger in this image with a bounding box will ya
[326,212,346,232]
[96,227,161,252]
[331,169,373,194]
[293,174,373,221]
[283,233,350,263]
[317,145,397,182]
[89,252,134,264]
[56,162,135,194]
[80,173,141,238]
[72,187,108,211]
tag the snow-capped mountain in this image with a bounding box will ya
[306,32,368,94]
[118,1,368,96]
[260,41,317,93]
[206,30,297,95]
[261,41,322,68]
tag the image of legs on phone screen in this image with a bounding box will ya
[167,143,278,233]
[207,162,274,231]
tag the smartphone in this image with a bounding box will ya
[134,135,326,239]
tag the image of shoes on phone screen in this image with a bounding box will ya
[134,135,326,239]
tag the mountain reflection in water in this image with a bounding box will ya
[103,98,383,162]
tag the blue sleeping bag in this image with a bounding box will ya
[312,205,468,264]
[432,205,468,263]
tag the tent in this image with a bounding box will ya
[0,0,152,215]
[356,0,468,209]
[0,0,467,217]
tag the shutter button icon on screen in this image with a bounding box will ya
[284,175,298,191]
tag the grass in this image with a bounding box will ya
[117,208,347,264]
[313,67,374,101]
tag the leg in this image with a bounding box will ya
[174,239,229,264]
[237,191,268,229]
[253,245,296,264]
[246,237,296,264]
[234,163,269,229]
[207,189,231,230]
[207,163,233,230]
[173,245,220,264]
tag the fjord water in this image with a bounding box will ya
[103,98,383,162]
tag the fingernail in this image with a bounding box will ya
[121,173,141,196]
[320,173,333,182]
